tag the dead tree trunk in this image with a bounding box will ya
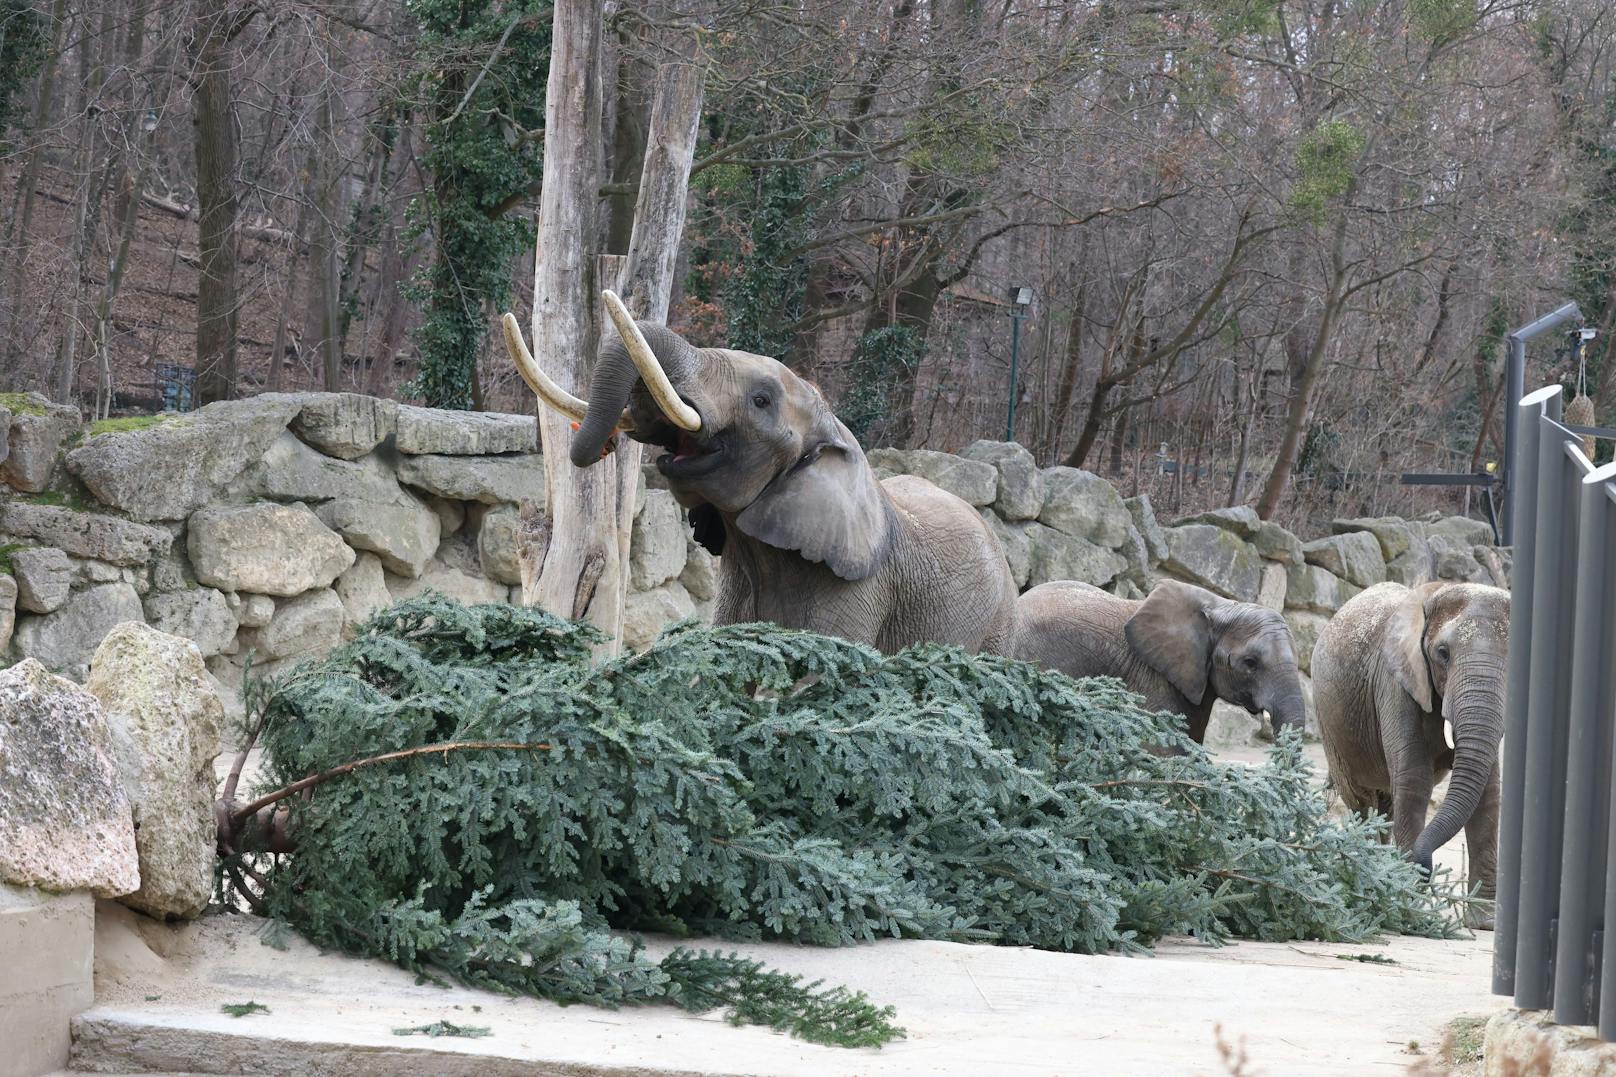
[190,0,245,404]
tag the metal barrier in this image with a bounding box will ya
[1493,384,1616,1035]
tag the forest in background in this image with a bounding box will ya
[0,0,1613,531]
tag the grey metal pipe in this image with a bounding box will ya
[1503,302,1581,545]
[1495,386,1557,996]
[1554,447,1609,1026]
[1589,467,1616,1040]
[1514,390,1575,1011]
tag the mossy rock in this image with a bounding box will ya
[0,392,50,417]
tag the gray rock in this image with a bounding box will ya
[225,591,275,629]
[333,553,391,626]
[1160,524,1263,601]
[0,403,9,467]
[0,659,139,896]
[396,453,546,507]
[1205,701,1268,750]
[188,502,355,597]
[1174,505,1261,539]
[236,433,401,504]
[867,448,997,507]
[1301,531,1386,589]
[1283,610,1331,676]
[1330,517,1415,561]
[1117,522,1151,585]
[425,494,467,537]
[1026,522,1129,588]
[1284,562,1360,614]
[1258,561,1287,612]
[679,538,720,602]
[1385,540,1433,587]
[1039,467,1132,548]
[74,557,122,583]
[0,393,80,493]
[142,587,237,658]
[240,588,345,661]
[150,543,198,593]
[631,489,688,591]
[477,509,522,586]
[1253,521,1304,565]
[981,512,1033,590]
[384,558,506,606]
[622,580,695,651]
[1426,515,1495,548]
[1476,546,1511,589]
[315,494,440,578]
[0,503,172,566]
[12,582,145,680]
[86,623,223,920]
[1123,494,1168,563]
[1431,535,1487,583]
[395,406,537,455]
[0,574,14,654]
[959,440,1044,520]
[289,393,398,460]
[11,546,71,613]
[65,394,304,520]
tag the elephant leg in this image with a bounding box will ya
[1462,761,1500,930]
[1387,762,1435,857]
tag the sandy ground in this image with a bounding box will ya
[71,741,1504,1077]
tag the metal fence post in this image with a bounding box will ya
[1496,386,1559,996]
[1589,468,1616,1041]
[1554,447,1608,1025]
[1514,390,1575,1011]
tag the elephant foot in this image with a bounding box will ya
[1464,899,1496,931]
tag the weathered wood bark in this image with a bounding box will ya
[190,0,243,404]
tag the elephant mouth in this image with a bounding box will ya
[643,418,725,477]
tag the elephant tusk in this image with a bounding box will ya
[601,289,701,433]
[1444,720,1456,751]
[500,312,592,423]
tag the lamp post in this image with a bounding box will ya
[1005,285,1033,441]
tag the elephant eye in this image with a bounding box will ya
[1242,655,1260,672]
[751,392,771,409]
[1435,643,1451,663]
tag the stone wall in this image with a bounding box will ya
[0,392,1510,715]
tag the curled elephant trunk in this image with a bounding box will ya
[1412,660,1505,873]
[1265,680,1309,740]
[571,294,702,468]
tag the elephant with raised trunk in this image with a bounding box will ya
[499,293,1017,654]
[1010,579,1310,745]
[1312,581,1509,926]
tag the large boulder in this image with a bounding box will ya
[1425,514,1494,548]
[0,392,80,493]
[188,502,355,597]
[1330,516,1415,561]
[1123,494,1168,563]
[0,503,172,565]
[1174,505,1261,539]
[394,406,537,455]
[1301,531,1386,589]
[86,623,223,920]
[225,591,274,629]
[1284,562,1360,614]
[622,580,695,651]
[12,582,145,679]
[239,588,345,661]
[1039,467,1131,548]
[1283,610,1331,676]
[1160,524,1262,601]
[1026,523,1129,588]
[631,489,688,591]
[477,509,523,586]
[234,433,400,504]
[65,395,304,520]
[1257,561,1287,612]
[0,659,139,896]
[1253,520,1304,565]
[0,574,14,653]
[1385,538,1434,587]
[981,512,1033,589]
[1430,534,1488,583]
[141,588,237,658]
[315,494,440,578]
[396,453,546,507]
[289,393,398,460]
[333,552,392,626]
[868,448,997,507]
[679,538,720,602]
[11,546,72,613]
[959,440,1044,520]
[384,557,506,606]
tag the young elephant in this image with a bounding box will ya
[1312,581,1509,924]
[1011,579,1309,744]
[500,294,1017,654]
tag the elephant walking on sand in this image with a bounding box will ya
[1010,579,1310,744]
[500,293,1017,654]
[1312,581,1509,926]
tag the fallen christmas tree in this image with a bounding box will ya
[216,595,1466,1048]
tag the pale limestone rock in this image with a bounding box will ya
[289,393,398,460]
[239,588,345,661]
[394,406,537,455]
[679,538,720,602]
[1301,532,1386,589]
[1160,524,1262,602]
[397,453,545,507]
[959,440,1044,520]
[315,494,440,578]
[142,587,237,658]
[187,502,355,597]
[10,546,72,614]
[631,489,687,591]
[0,503,172,565]
[0,393,80,493]
[1257,561,1287,612]
[477,509,522,586]
[334,553,392,626]
[867,448,997,507]
[224,591,275,629]
[1038,467,1132,548]
[12,582,145,680]
[622,580,695,651]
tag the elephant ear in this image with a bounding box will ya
[734,416,894,581]
[1125,580,1217,704]
[688,503,725,556]
[1383,583,1440,713]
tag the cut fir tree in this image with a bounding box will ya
[216,596,1467,1048]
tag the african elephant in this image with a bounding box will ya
[1010,579,1309,744]
[1312,581,1509,924]
[499,293,1017,654]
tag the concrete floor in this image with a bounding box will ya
[64,740,1504,1077]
